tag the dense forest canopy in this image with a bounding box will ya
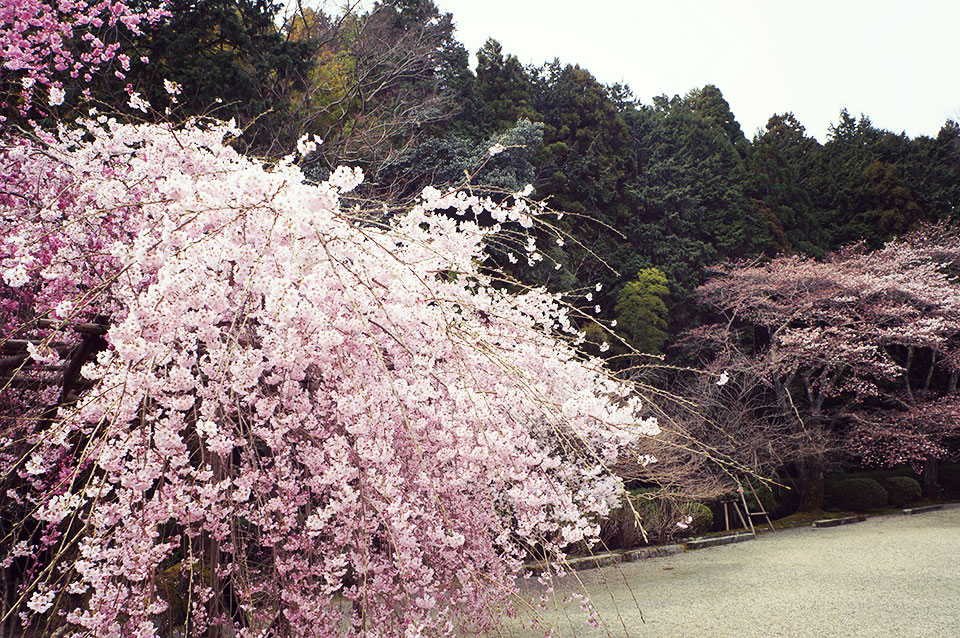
[49,0,951,346]
[7,0,955,336]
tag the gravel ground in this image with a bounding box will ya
[488,506,960,637]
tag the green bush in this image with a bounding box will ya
[680,501,714,535]
[598,490,714,549]
[883,476,922,507]
[827,478,888,512]
[840,468,918,483]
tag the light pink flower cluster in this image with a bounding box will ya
[0,119,658,637]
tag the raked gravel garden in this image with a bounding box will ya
[491,505,960,637]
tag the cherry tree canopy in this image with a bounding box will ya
[0,114,659,637]
[693,228,960,477]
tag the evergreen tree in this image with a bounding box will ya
[533,62,629,219]
[617,89,773,334]
[812,109,884,246]
[810,110,954,249]
[932,121,960,220]
[748,113,825,254]
[116,0,312,152]
[614,268,671,355]
[474,39,534,132]
[857,159,922,237]
[688,84,750,159]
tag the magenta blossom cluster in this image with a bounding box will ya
[1,0,166,120]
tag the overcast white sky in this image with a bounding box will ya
[430,0,960,142]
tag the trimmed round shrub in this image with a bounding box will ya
[842,468,915,484]
[883,476,922,507]
[829,478,888,512]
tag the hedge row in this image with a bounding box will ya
[825,478,889,511]
[884,476,922,507]
[824,476,923,511]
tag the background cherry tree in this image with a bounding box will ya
[692,227,960,507]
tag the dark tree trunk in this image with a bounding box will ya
[922,457,940,499]
[798,455,825,511]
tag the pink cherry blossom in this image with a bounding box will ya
[0,0,166,119]
[0,118,658,637]
[694,226,960,479]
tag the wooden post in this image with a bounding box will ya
[744,477,776,532]
[738,489,756,534]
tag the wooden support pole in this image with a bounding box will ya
[738,489,757,535]
[744,477,776,532]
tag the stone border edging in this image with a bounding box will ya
[623,544,684,562]
[812,515,866,528]
[523,502,958,575]
[685,532,755,550]
[522,544,685,575]
[902,504,944,515]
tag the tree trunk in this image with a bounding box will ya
[798,455,825,511]
[922,457,940,499]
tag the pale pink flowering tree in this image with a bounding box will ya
[693,227,960,507]
[846,397,960,471]
[0,117,658,637]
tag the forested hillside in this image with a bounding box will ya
[26,0,952,352]
[6,0,952,346]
